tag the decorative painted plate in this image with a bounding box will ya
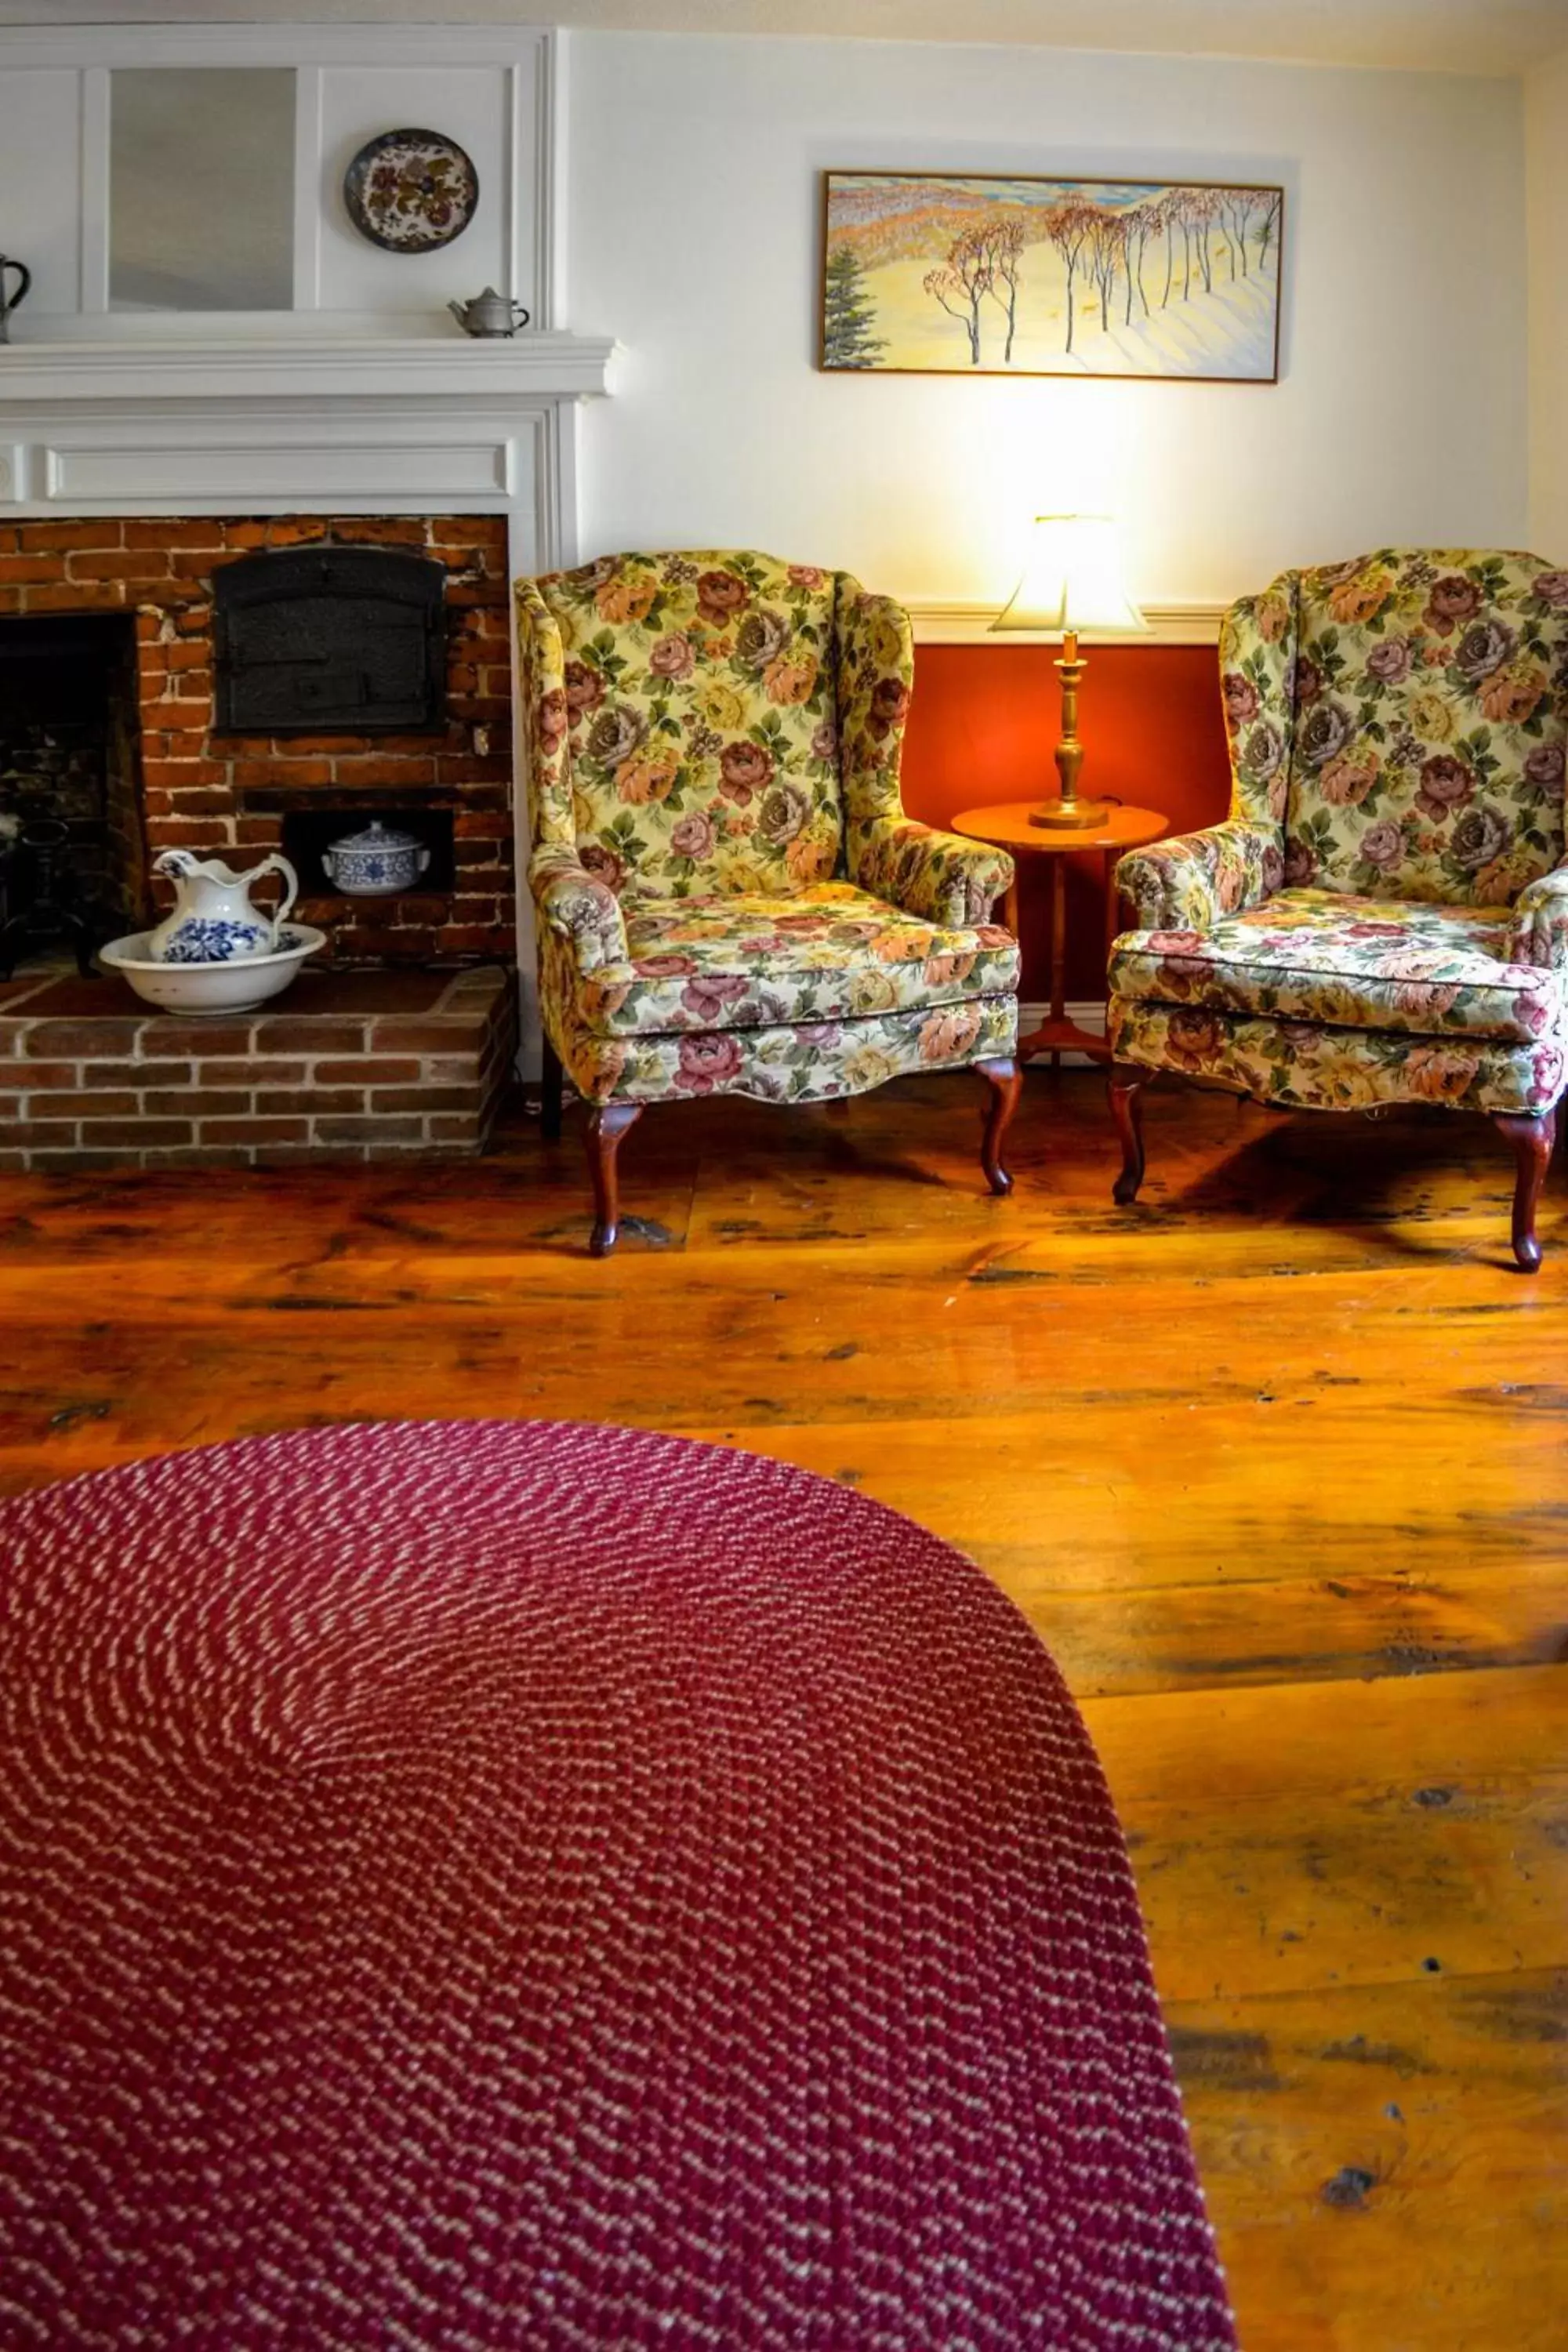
[343,128,479,253]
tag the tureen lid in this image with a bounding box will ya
[326,818,422,854]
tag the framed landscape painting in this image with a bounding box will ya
[821,172,1283,382]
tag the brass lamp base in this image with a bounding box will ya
[1026,633,1113,831]
[1029,796,1114,831]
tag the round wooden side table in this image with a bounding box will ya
[952,800,1167,1065]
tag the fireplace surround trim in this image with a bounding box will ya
[0,340,619,548]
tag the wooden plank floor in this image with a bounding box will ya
[2,1066,1565,2350]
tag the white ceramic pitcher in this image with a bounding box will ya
[147,850,298,965]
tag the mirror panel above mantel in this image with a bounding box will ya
[110,68,298,314]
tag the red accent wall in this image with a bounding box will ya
[902,642,1232,1000]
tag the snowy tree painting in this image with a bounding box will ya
[821,173,1283,381]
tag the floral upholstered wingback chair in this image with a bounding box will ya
[516,551,1022,1253]
[1106,549,1568,1269]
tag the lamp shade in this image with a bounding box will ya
[989,514,1149,637]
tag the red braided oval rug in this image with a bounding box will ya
[0,1419,1235,2350]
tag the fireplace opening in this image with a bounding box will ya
[214,545,447,735]
[0,614,144,974]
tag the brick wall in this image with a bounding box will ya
[0,514,514,966]
[0,964,516,1171]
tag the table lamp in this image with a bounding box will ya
[989,514,1149,829]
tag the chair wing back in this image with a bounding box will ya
[1219,572,1299,833]
[528,551,844,898]
[1283,549,1568,906]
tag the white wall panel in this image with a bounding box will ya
[314,67,510,314]
[0,28,553,336]
[0,67,83,314]
[42,435,510,504]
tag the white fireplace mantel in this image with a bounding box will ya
[0,328,622,1076]
[0,334,622,573]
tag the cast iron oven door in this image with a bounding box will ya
[214,546,445,735]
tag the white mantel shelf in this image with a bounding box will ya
[0,335,622,407]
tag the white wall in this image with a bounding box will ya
[1526,46,1568,559]
[568,34,1529,605]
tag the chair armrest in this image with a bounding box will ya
[530,844,630,975]
[1115,817,1283,933]
[1512,866,1568,968]
[850,815,1014,927]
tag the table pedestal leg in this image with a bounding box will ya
[1015,851,1113,1068]
[1048,858,1067,1069]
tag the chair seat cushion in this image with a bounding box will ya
[1111,887,1564,1045]
[573,883,1020,1037]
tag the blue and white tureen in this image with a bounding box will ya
[321,819,430,897]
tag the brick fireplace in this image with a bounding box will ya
[0,510,520,1167]
[0,510,514,964]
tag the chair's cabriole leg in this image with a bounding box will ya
[976,1057,1022,1197]
[1109,1062,1150,1206]
[1493,1106,1557,1273]
[586,1102,643,1258]
[540,1033,564,1142]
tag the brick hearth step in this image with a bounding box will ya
[0,964,516,1171]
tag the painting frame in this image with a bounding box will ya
[819,169,1285,385]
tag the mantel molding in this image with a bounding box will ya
[0,335,622,408]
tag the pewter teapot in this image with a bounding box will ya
[0,257,31,346]
[448,287,530,339]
